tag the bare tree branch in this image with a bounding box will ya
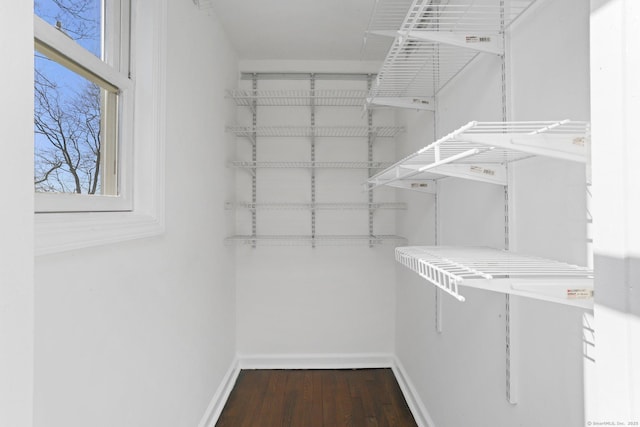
[34,67,103,194]
[34,0,105,195]
[35,0,101,42]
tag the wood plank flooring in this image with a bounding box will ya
[216,368,418,427]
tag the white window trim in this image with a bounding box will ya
[35,0,167,256]
[34,4,134,213]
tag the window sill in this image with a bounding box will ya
[35,210,164,256]
[34,0,167,257]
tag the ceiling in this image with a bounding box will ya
[209,0,392,61]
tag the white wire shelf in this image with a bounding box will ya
[232,161,393,170]
[367,0,537,107]
[226,235,407,246]
[362,0,414,59]
[372,41,479,100]
[396,246,593,308]
[226,89,369,107]
[367,120,590,189]
[365,0,415,37]
[234,202,407,210]
[227,126,404,139]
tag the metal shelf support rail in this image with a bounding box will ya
[251,74,258,247]
[434,180,442,333]
[366,120,590,191]
[368,75,375,247]
[311,75,317,247]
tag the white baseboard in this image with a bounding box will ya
[197,353,436,427]
[392,356,437,427]
[197,358,241,427]
[238,352,395,370]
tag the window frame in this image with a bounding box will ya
[33,1,132,212]
[34,0,167,255]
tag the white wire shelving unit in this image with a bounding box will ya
[233,202,407,211]
[225,234,407,247]
[365,0,538,110]
[227,125,404,140]
[232,161,393,171]
[226,89,369,109]
[396,246,594,308]
[227,73,406,247]
[366,120,590,192]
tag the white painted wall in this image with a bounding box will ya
[394,0,591,426]
[234,62,398,360]
[590,0,640,422]
[0,2,34,426]
[33,3,238,427]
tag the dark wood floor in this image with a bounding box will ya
[215,368,418,427]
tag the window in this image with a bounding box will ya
[34,0,132,212]
[34,0,167,254]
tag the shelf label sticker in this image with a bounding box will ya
[567,289,594,299]
[573,137,586,146]
[412,98,431,105]
[470,165,496,176]
[411,182,430,188]
[466,36,491,43]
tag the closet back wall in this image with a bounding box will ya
[234,62,398,362]
[394,0,590,426]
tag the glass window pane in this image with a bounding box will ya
[34,52,119,195]
[34,0,102,58]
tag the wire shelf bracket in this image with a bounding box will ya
[366,96,435,111]
[381,179,437,194]
[400,30,504,55]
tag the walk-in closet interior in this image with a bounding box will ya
[2,0,638,426]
